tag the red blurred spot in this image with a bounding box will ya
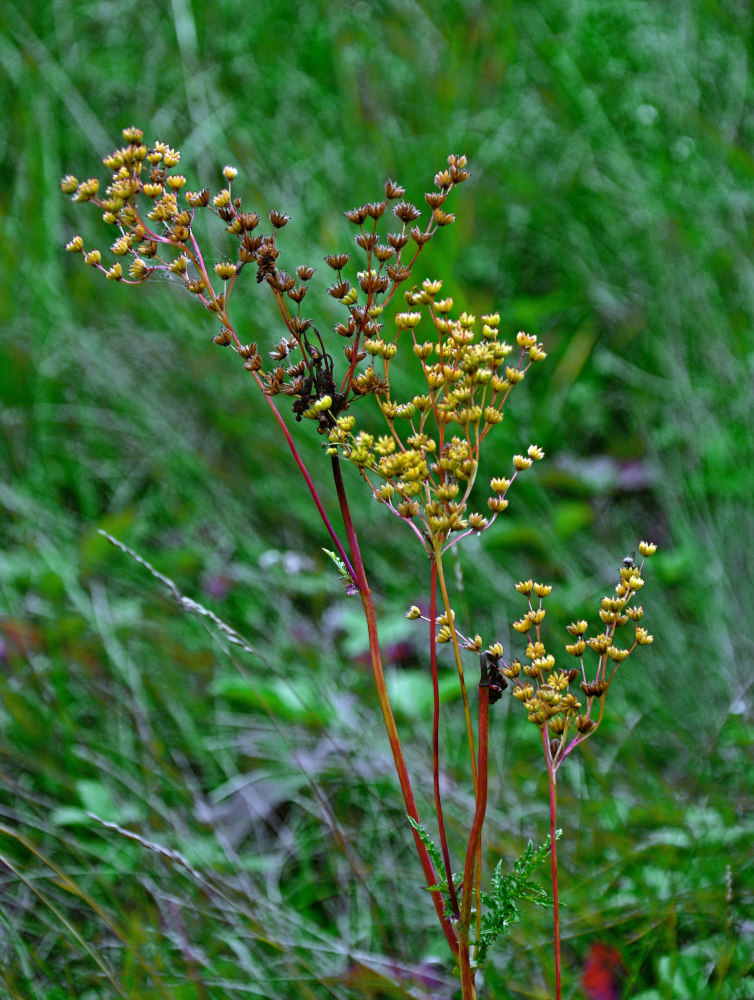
[581,942,624,1000]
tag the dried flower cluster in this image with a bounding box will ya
[62,126,471,437]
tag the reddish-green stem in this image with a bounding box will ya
[430,559,460,921]
[458,672,490,1000]
[331,455,459,958]
[547,751,562,1000]
[254,387,357,585]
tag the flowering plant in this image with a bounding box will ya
[62,127,656,999]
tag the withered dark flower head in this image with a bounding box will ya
[393,201,421,223]
[355,231,379,250]
[345,206,369,225]
[269,210,290,228]
[387,233,410,250]
[325,253,350,269]
[239,212,260,231]
[384,178,406,199]
[373,244,395,262]
[386,264,411,283]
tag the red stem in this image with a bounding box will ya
[548,765,562,1000]
[459,675,488,1000]
[330,455,459,958]
[430,559,460,920]
[256,388,357,585]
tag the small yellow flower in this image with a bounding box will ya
[214,261,237,280]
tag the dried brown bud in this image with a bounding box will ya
[387,233,410,250]
[575,715,596,735]
[213,328,233,346]
[296,265,315,280]
[580,680,609,698]
[345,206,369,225]
[269,210,290,228]
[433,209,456,226]
[410,227,432,246]
[385,178,405,199]
[325,253,350,270]
[386,264,411,283]
[328,281,351,299]
[373,244,395,262]
[393,201,421,223]
[367,201,387,219]
[335,318,356,337]
[354,231,379,250]
[239,212,260,231]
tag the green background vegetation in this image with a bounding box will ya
[1,1,752,997]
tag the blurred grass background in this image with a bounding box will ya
[1,0,753,997]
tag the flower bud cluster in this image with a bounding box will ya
[62,133,472,438]
[505,542,657,771]
[326,277,548,551]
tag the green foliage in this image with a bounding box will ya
[475,833,559,968]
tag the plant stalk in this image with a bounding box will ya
[548,763,562,1000]
[430,559,460,920]
[331,455,459,957]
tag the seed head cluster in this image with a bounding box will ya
[62,127,470,437]
[326,280,548,553]
[496,540,657,772]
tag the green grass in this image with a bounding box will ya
[1,0,753,996]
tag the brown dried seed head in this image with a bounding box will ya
[385,178,405,199]
[213,328,233,346]
[328,281,351,299]
[393,201,421,223]
[580,679,609,697]
[325,253,350,269]
[410,227,432,246]
[433,209,456,226]
[355,231,379,250]
[269,210,290,228]
[345,206,369,225]
[387,233,410,250]
[386,264,411,283]
[373,244,395,262]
